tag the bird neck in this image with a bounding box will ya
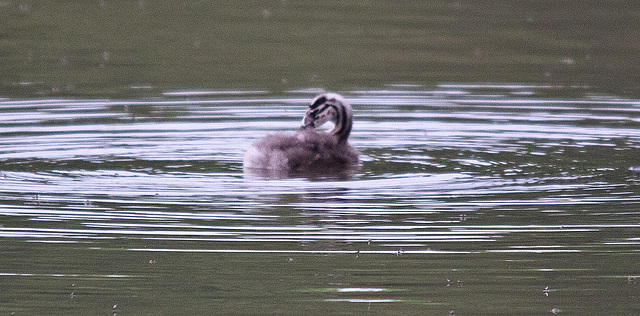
[329,102,353,143]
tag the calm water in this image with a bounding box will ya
[1,86,639,315]
[2,1,640,96]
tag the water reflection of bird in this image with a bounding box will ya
[243,93,359,174]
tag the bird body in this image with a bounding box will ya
[243,93,359,174]
[244,129,358,171]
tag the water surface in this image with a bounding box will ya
[2,1,640,96]
[1,86,639,314]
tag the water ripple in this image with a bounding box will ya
[1,88,639,254]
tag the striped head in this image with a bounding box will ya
[301,93,353,142]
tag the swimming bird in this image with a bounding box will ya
[243,93,359,175]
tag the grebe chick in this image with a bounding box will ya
[243,93,359,174]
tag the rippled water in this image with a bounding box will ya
[1,85,640,315]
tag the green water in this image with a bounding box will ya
[1,1,639,97]
[1,1,640,315]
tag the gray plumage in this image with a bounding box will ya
[243,93,359,174]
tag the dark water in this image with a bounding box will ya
[1,86,639,315]
[1,1,640,97]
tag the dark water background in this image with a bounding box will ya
[1,1,640,315]
[1,0,640,96]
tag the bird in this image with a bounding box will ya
[243,93,359,176]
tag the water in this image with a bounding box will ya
[1,86,639,315]
[2,1,640,96]
[2,0,640,314]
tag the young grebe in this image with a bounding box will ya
[243,93,359,173]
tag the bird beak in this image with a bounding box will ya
[300,116,314,130]
[299,123,312,130]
